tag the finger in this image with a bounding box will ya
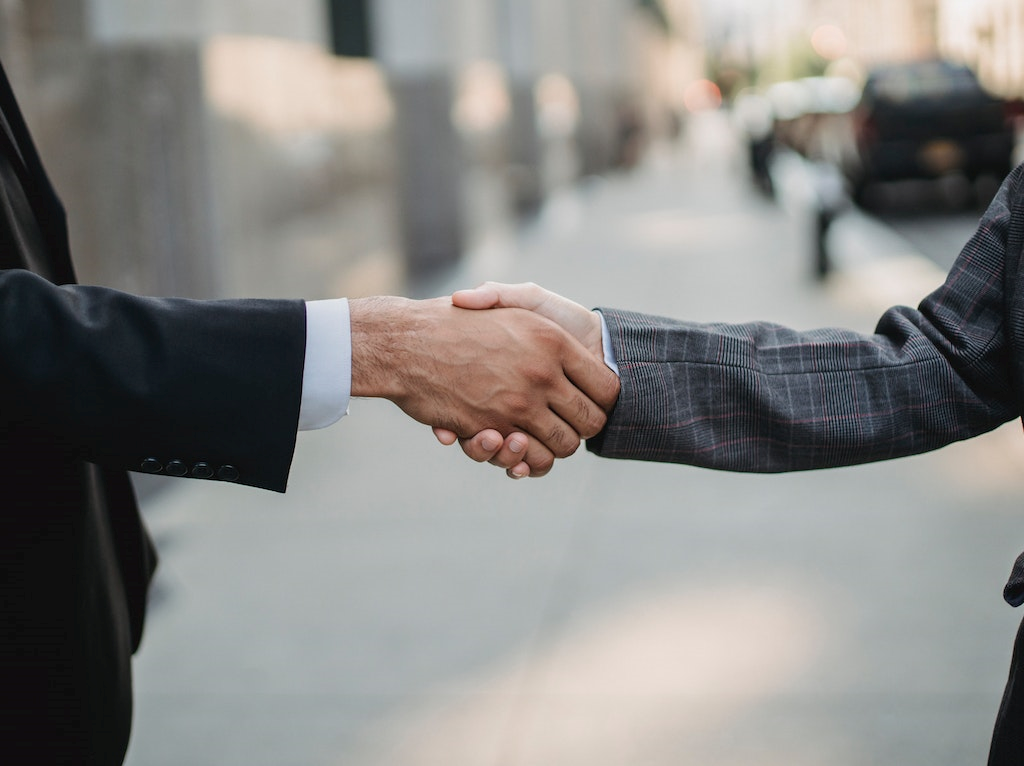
[455,283,603,357]
[517,408,582,459]
[487,432,552,471]
[484,432,530,469]
[481,433,555,479]
[433,426,458,446]
[543,370,617,442]
[451,285,501,310]
[507,463,530,480]
[519,436,555,478]
[457,429,506,462]
[547,390,608,443]
[558,340,621,418]
[452,282,544,311]
[493,325,607,452]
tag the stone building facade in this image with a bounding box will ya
[0,0,698,299]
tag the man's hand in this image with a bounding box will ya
[349,295,619,469]
[451,282,603,358]
[431,283,618,478]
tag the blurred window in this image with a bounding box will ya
[328,0,373,58]
[868,61,981,103]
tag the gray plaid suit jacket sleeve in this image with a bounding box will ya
[588,165,1024,472]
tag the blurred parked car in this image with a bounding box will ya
[843,60,1016,201]
[768,77,860,161]
[734,78,859,195]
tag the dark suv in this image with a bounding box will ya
[846,60,1016,199]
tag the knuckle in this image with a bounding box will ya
[506,396,532,420]
[461,443,489,463]
[601,374,621,409]
[488,453,515,469]
[529,452,555,474]
[581,411,608,440]
[548,427,579,458]
[570,395,608,439]
[524,362,557,387]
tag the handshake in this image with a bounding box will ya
[350,282,618,479]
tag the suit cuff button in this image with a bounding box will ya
[191,462,215,480]
[217,465,240,482]
[165,460,188,477]
[140,458,163,474]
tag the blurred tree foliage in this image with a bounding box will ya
[705,30,831,104]
[757,37,829,86]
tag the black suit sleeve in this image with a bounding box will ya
[0,269,307,492]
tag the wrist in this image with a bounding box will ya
[349,295,417,400]
[594,310,619,376]
[584,312,604,359]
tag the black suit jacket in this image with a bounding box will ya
[0,62,307,764]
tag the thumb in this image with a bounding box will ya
[451,285,501,310]
[452,282,547,311]
[454,282,601,356]
[432,426,458,445]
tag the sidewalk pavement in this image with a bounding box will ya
[125,113,1024,766]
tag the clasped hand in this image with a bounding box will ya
[435,282,615,478]
[349,284,616,479]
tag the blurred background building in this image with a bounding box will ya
[702,0,1024,98]
[6,0,1018,305]
[4,0,1024,308]
[941,0,1024,99]
[0,0,705,300]
[704,0,941,92]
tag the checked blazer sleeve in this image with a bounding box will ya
[588,166,1024,472]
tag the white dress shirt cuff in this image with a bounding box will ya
[298,298,351,431]
[596,310,619,376]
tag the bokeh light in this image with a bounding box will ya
[811,24,848,61]
[683,78,723,112]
